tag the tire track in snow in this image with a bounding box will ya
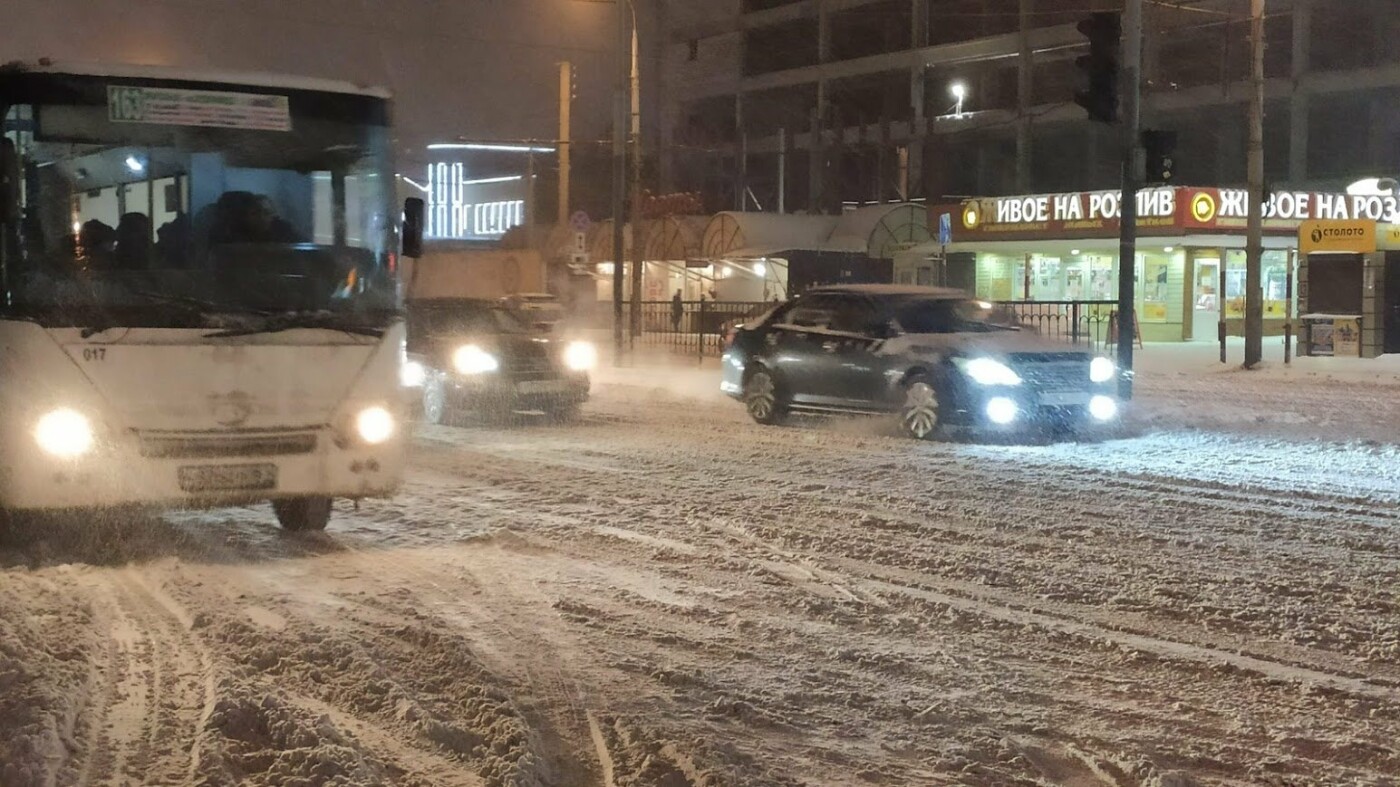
[72,570,214,787]
[415,413,1400,701]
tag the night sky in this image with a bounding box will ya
[3,0,641,162]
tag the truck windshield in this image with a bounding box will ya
[0,71,400,329]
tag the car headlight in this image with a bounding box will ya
[400,359,427,388]
[563,341,598,372]
[453,344,499,375]
[1090,356,1116,383]
[355,406,396,445]
[957,357,1023,387]
[35,408,95,458]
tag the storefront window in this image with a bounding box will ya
[1140,252,1174,323]
[1224,250,1294,318]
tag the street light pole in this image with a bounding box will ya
[628,3,644,340]
[1117,0,1143,400]
[1244,0,1266,368]
[610,0,628,362]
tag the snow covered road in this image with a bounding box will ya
[3,366,1400,786]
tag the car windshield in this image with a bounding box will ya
[0,71,399,329]
[891,297,1002,334]
[419,303,527,336]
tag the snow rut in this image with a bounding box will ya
[73,569,214,787]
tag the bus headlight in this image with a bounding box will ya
[453,345,499,375]
[355,406,396,445]
[1090,356,1116,383]
[563,341,598,372]
[35,408,95,458]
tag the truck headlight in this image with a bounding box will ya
[957,357,1022,387]
[1090,356,1116,383]
[453,344,499,375]
[563,341,598,372]
[355,406,396,445]
[35,408,95,458]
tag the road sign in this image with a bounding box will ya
[938,212,952,246]
[569,210,592,233]
[573,231,588,255]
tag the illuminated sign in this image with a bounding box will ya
[1298,220,1377,255]
[960,188,1178,237]
[954,187,1400,241]
[425,163,525,239]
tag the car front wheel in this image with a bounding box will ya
[744,368,788,425]
[900,376,943,440]
[273,497,333,532]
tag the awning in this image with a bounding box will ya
[701,212,840,259]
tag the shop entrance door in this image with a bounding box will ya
[1193,258,1221,342]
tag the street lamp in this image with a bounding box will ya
[575,0,641,361]
[949,81,968,118]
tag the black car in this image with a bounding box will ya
[721,285,1120,440]
[403,299,594,424]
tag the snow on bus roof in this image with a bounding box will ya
[9,60,392,99]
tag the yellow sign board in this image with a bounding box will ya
[1382,225,1400,250]
[1299,220,1377,254]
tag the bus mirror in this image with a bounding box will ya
[401,197,425,259]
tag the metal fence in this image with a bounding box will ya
[614,298,1119,358]
[622,300,770,358]
[992,300,1118,351]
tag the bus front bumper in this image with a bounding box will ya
[0,428,404,512]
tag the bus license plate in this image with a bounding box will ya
[178,464,278,493]
[517,380,568,394]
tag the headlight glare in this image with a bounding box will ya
[35,408,94,458]
[1089,395,1119,422]
[958,357,1022,386]
[355,406,396,445]
[400,360,427,388]
[453,344,499,375]
[563,341,598,372]
[1090,356,1116,383]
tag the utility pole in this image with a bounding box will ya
[1244,0,1266,368]
[610,0,628,362]
[558,61,572,227]
[629,4,644,339]
[1117,0,1143,400]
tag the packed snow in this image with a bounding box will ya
[2,341,1400,786]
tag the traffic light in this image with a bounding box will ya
[1142,129,1178,184]
[1074,12,1122,125]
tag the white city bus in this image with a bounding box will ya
[0,62,423,531]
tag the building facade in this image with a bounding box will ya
[658,0,1400,212]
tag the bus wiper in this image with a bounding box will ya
[204,312,385,339]
[81,292,274,338]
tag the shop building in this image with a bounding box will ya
[1295,219,1400,358]
[895,186,1396,344]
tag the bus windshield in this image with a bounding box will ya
[0,70,400,329]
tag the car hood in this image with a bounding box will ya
[875,330,1097,359]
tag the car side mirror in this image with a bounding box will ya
[401,197,425,259]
